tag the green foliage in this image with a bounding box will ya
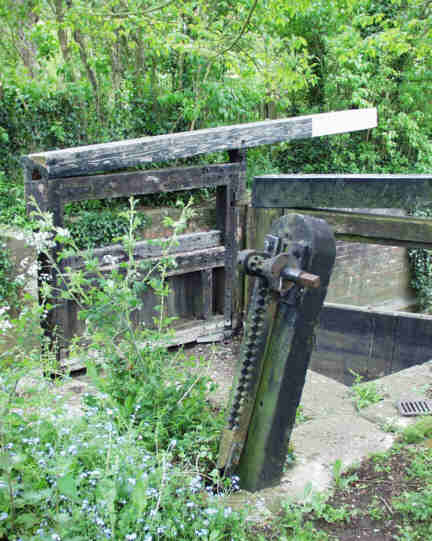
[0,240,19,309]
[246,147,281,188]
[401,417,432,444]
[394,487,432,522]
[295,405,310,426]
[300,484,355,524]
[0,200,249,540]
[368,497,387,520]
[331,459,358,490]
[274,0,432,175]
[1,0,431,226]
[350,371,384,411]
[393,445,432,539]
[64,207,141,250]
[278,500,330,540]
[0,82,89,177]
[0,172,27,228]
[277,484,353,540]
[408,206,432,313]
[0,390,247,540]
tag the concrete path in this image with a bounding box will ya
[226,360,432,516]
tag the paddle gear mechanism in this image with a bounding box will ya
[218,213,336,491]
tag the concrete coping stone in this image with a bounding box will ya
[357,360,432,430]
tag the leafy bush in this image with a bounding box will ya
[401,417,432,444]
[0,171,27,228]
[0,199,247,540]
[350,371,384,411]
[64,208,138,250]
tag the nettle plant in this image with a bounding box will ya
[0,198,247,541]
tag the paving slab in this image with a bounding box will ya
[300,369,354,419]
[227,412,395,515]
[229,362,432,517]
[358,361,432,431]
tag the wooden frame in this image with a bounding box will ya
[252,173,432,381]
[253,174,432,249]
[25,162,244,354]
[22,108,377,359]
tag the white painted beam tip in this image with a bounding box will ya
[312,108,377,138]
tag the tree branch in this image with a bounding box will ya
[216,0,259,59]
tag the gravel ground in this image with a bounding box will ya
[180,335,241,407]
[58,336,242,414]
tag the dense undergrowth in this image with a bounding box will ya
[0,200,249,540]
[0,196,432,540]
[1,210,431,540]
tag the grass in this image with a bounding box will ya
[350,371,385,411]
[251,418,432,540]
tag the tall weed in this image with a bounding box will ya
[0,199,246,540]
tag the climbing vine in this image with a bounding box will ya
[408,206,432,313]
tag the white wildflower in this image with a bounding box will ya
[0,319,12,332]
[55,227,70,238]
[102,254,119,265]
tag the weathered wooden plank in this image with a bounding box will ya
[201,269,213,320]
[161,316,225,346]
[24,166,66,360]
[253,174,432,209]
[162,247,225,276]
[22,109,376,179]
[314,303,432,385]
[64,230,222,269]
[229,150,247,325]
[54,163,242,203]
[60,246,225,335]
[226,149,246,330]
[24,166,49,214]
[216,184,233,330]
[62,316,225,370]
[284,209,432,248]
[95,246,226,276]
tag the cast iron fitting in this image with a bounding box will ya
[281,267,321,289]
[237,250,270,276]
[238,250,320,292]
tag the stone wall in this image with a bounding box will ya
[325,208,415,310]
[326,241,414,309]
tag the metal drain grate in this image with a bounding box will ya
[397,400,432,416]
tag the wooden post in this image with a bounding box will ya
[201,269,213,320]
[234,214,336,491]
